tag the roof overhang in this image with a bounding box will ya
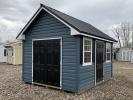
[4,41,22,48]
[16,4,117,43]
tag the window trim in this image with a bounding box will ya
[106,43,111,62]
[82,37,92,66]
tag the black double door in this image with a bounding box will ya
[33,39,60,87]
[96,41,104,82]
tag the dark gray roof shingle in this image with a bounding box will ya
[17,4,117,42]
[42,4,116,42]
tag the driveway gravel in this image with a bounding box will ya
[0,61,133,100]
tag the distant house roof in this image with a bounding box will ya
[16,4,117,42]
[4,41,22,48]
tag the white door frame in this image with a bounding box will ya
[32,37,62,89]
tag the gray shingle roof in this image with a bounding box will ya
[17,4,117,42]
[42,4,116,42]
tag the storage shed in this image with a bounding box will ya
[0,43,7,63]
[4,41,23,65]
[131,48,133,63]
[16,4,117,93]
[116,47,132,62]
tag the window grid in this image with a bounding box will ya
[83,37,92,65]
[106,43,111,62]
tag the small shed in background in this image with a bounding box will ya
[131,48,133,63]
[0,43,7,63]
[4,41,22,65]
[116,47,132,62]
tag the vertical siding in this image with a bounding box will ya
[14,43,22,65]
[23,11,78,92]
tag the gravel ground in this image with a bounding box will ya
[0,61,133,100]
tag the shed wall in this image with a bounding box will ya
[23,10,113,93]
[0,45,7,63]
[77,38,95,92]
[23,11,78,92]
[117,48,132,62]
[77,38,112,92]
[103,62,112,80]
[131,50,133,63]
[14,43,22,65]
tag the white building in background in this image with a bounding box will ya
[0,43,7,63]
[116,47,133,63]
[4,41,22,65]
[131,49,133,63]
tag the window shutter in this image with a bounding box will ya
[80,37,83,64]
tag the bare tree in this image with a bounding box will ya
[112,27,122,48]
[112,22,132,47]
[120,22,131,47]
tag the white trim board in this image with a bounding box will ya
[95,40,96,85]
[32,37,62,89]
[17,6,115,43]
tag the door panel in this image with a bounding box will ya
[33,39,60,87]
[96,41,104,82]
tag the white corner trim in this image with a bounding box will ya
[95,40,96,85]
[17,34,25,40]
[70,28,80,35]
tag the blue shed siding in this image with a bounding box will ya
[76,38,112,92]
[103,62,112,80]
[23,10,113,93]
[23,11,78,92]
[76,37,95,92]
[79,65,95,91]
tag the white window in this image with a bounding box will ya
[106,43,111,62]
[83,37,92,65]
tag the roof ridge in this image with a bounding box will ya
[40,4,116,41]
[16,3,117,42]
[40,4,92,26]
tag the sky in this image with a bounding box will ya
[0,0,133,42]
